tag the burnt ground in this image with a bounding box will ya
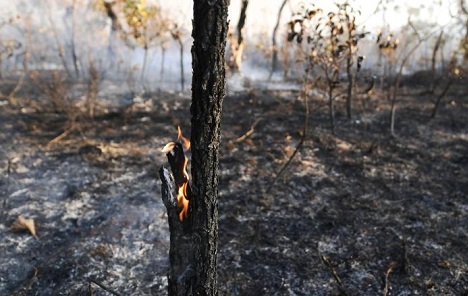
[0,78,467,295]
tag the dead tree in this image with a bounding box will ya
[427,30,444,95]
[270,0,288,78]
[171,26,185,92]
[65,0,80,78]
[227,0,248,72]
[287,3,366,134]
[159,0,228,295]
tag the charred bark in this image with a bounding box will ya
[345,55,354,119]
[103,1,121,32]
[160,142,193,295]
[159,1,228,295]
[228,0,248,72]
[190,0,228,294]
[70,0,79,78]
[236,0,248,48]
[270,0,288,78]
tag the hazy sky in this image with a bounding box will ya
[0,0,457,33]
[158,0,456,34]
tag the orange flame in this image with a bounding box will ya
[177,157,190,221]
[177,126,191,150]
[162,126,190,221]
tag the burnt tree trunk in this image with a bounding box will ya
[228,0,248,72]
[159,1,228,295]
[178,38,185,92]
[270,0,288,79]
[345,55,354,119]
[70,0,80,78]
[159,143,193,296]
[190,0,228,294]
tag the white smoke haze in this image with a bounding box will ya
[0,0,463,93]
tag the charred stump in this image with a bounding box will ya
[159,143,192,296]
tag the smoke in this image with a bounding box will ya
[0,0,462,93]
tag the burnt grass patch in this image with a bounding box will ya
[1,83,467,295]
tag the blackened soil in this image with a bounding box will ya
[0,82,467,295]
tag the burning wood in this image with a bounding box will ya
[162,126,191,221]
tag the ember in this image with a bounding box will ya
[162,126,191,221]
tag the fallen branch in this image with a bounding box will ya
[383,261,397,296]
[47,126,75,146]
[430,77,455,119]
[234,118,262,143]
[319,253,349,296]
[88,279,122,296]
[267,93,309,193]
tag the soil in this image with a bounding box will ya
[0,76,467,295]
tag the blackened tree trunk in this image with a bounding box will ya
[270,0,288,79]
[227,0,248,72]
[70,0,80,78]
[345,54,354,119]
[159,1,228,293]
[190,1,228,294]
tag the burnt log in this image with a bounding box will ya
[159,142,192,296]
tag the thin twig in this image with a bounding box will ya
[431,77,454,118]
[47,126,74,146]
[15,266,38,296]
[319,252,349,296]
[234,118,262,143]
[267,92,309,193]
[88,279,122,296]
[383,261,397,296]
[7,73,26,104]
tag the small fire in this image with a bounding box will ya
[177,126,191,150]
[177,157,190,221]
[162,126,191,221]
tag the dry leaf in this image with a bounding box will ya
[336,139,352,151]
[10,215,39,239]
[284,146,295,157]
[437,261,451,269]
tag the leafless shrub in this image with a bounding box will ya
[1,15,29,106]
[287,2,367,134]
[30,70,76,115]
[30,70,80,145]
[383,21,432,136]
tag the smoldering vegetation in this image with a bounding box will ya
[1,0,467,295]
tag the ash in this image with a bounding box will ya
[1,81,467,295]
